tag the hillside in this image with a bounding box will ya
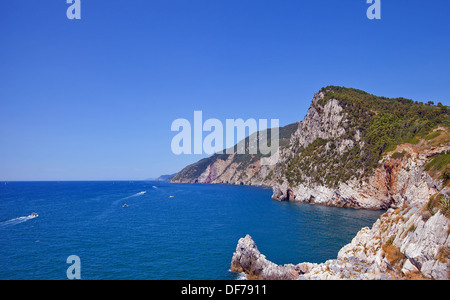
[272,87,449,209]
[171,122,298,185]
[172,86,450,279]
[172,86,449,208]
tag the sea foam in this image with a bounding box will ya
[122,191,147,200]
[0,215,37,227]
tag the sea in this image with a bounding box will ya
[0,181,383,280]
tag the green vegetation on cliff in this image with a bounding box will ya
[425,151,450,181]
[320,86,448,152]
[282,86,449,187]
[172,86,449,187]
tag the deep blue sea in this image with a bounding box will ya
[0,181,382,280]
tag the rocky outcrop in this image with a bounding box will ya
[273,143,449,210]
[289,92,346,149]
[232,182,450,280]
[230,128,450,279]
[398,210,449,279]
[230,235,301,280]
[232,206,449,280]
[272,90,426,209]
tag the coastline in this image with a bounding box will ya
[227,150,450,280]
[171,146,450,280]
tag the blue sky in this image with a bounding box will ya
[0,0,449,180]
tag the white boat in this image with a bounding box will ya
[29,212,38,218]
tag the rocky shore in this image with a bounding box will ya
[231,186,450,280]
[239,126,450,280]
[170,87,450,279]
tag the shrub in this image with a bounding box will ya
[425,152,450,173]
[425,193,450,219]
[440,197,450,218]
[392,151,406,159]
[424,130,442,140]
[382,238,404,267]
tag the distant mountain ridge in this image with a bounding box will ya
[155,174,176,182]
[171,122,298,185]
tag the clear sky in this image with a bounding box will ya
[0,0,449,181]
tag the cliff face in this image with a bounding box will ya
[296,150,450,280]
[172,87,449,211]
[170,122,298,186]
[231,146,449,280]
[172,86,450,279]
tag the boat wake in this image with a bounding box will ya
[95,191,147,220]
[122,191,147,200]
[0,214,38,227]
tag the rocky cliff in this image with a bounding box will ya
[232,200,449,280]
[170,122,298,186]
[171,86,450,279]
[172,87,448,210]
[231,150,449,280]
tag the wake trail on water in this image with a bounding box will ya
[114,191,147,204]
[0,215,37,227]
[122,191,146,199]
[112,191,147,204]
[95,191,148,220]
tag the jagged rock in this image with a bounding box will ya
[399,211,450,279]
[232,195,449,280]
[402,259,420,276]
[230,235,299,280]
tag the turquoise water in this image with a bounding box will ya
[0,181,382,279]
